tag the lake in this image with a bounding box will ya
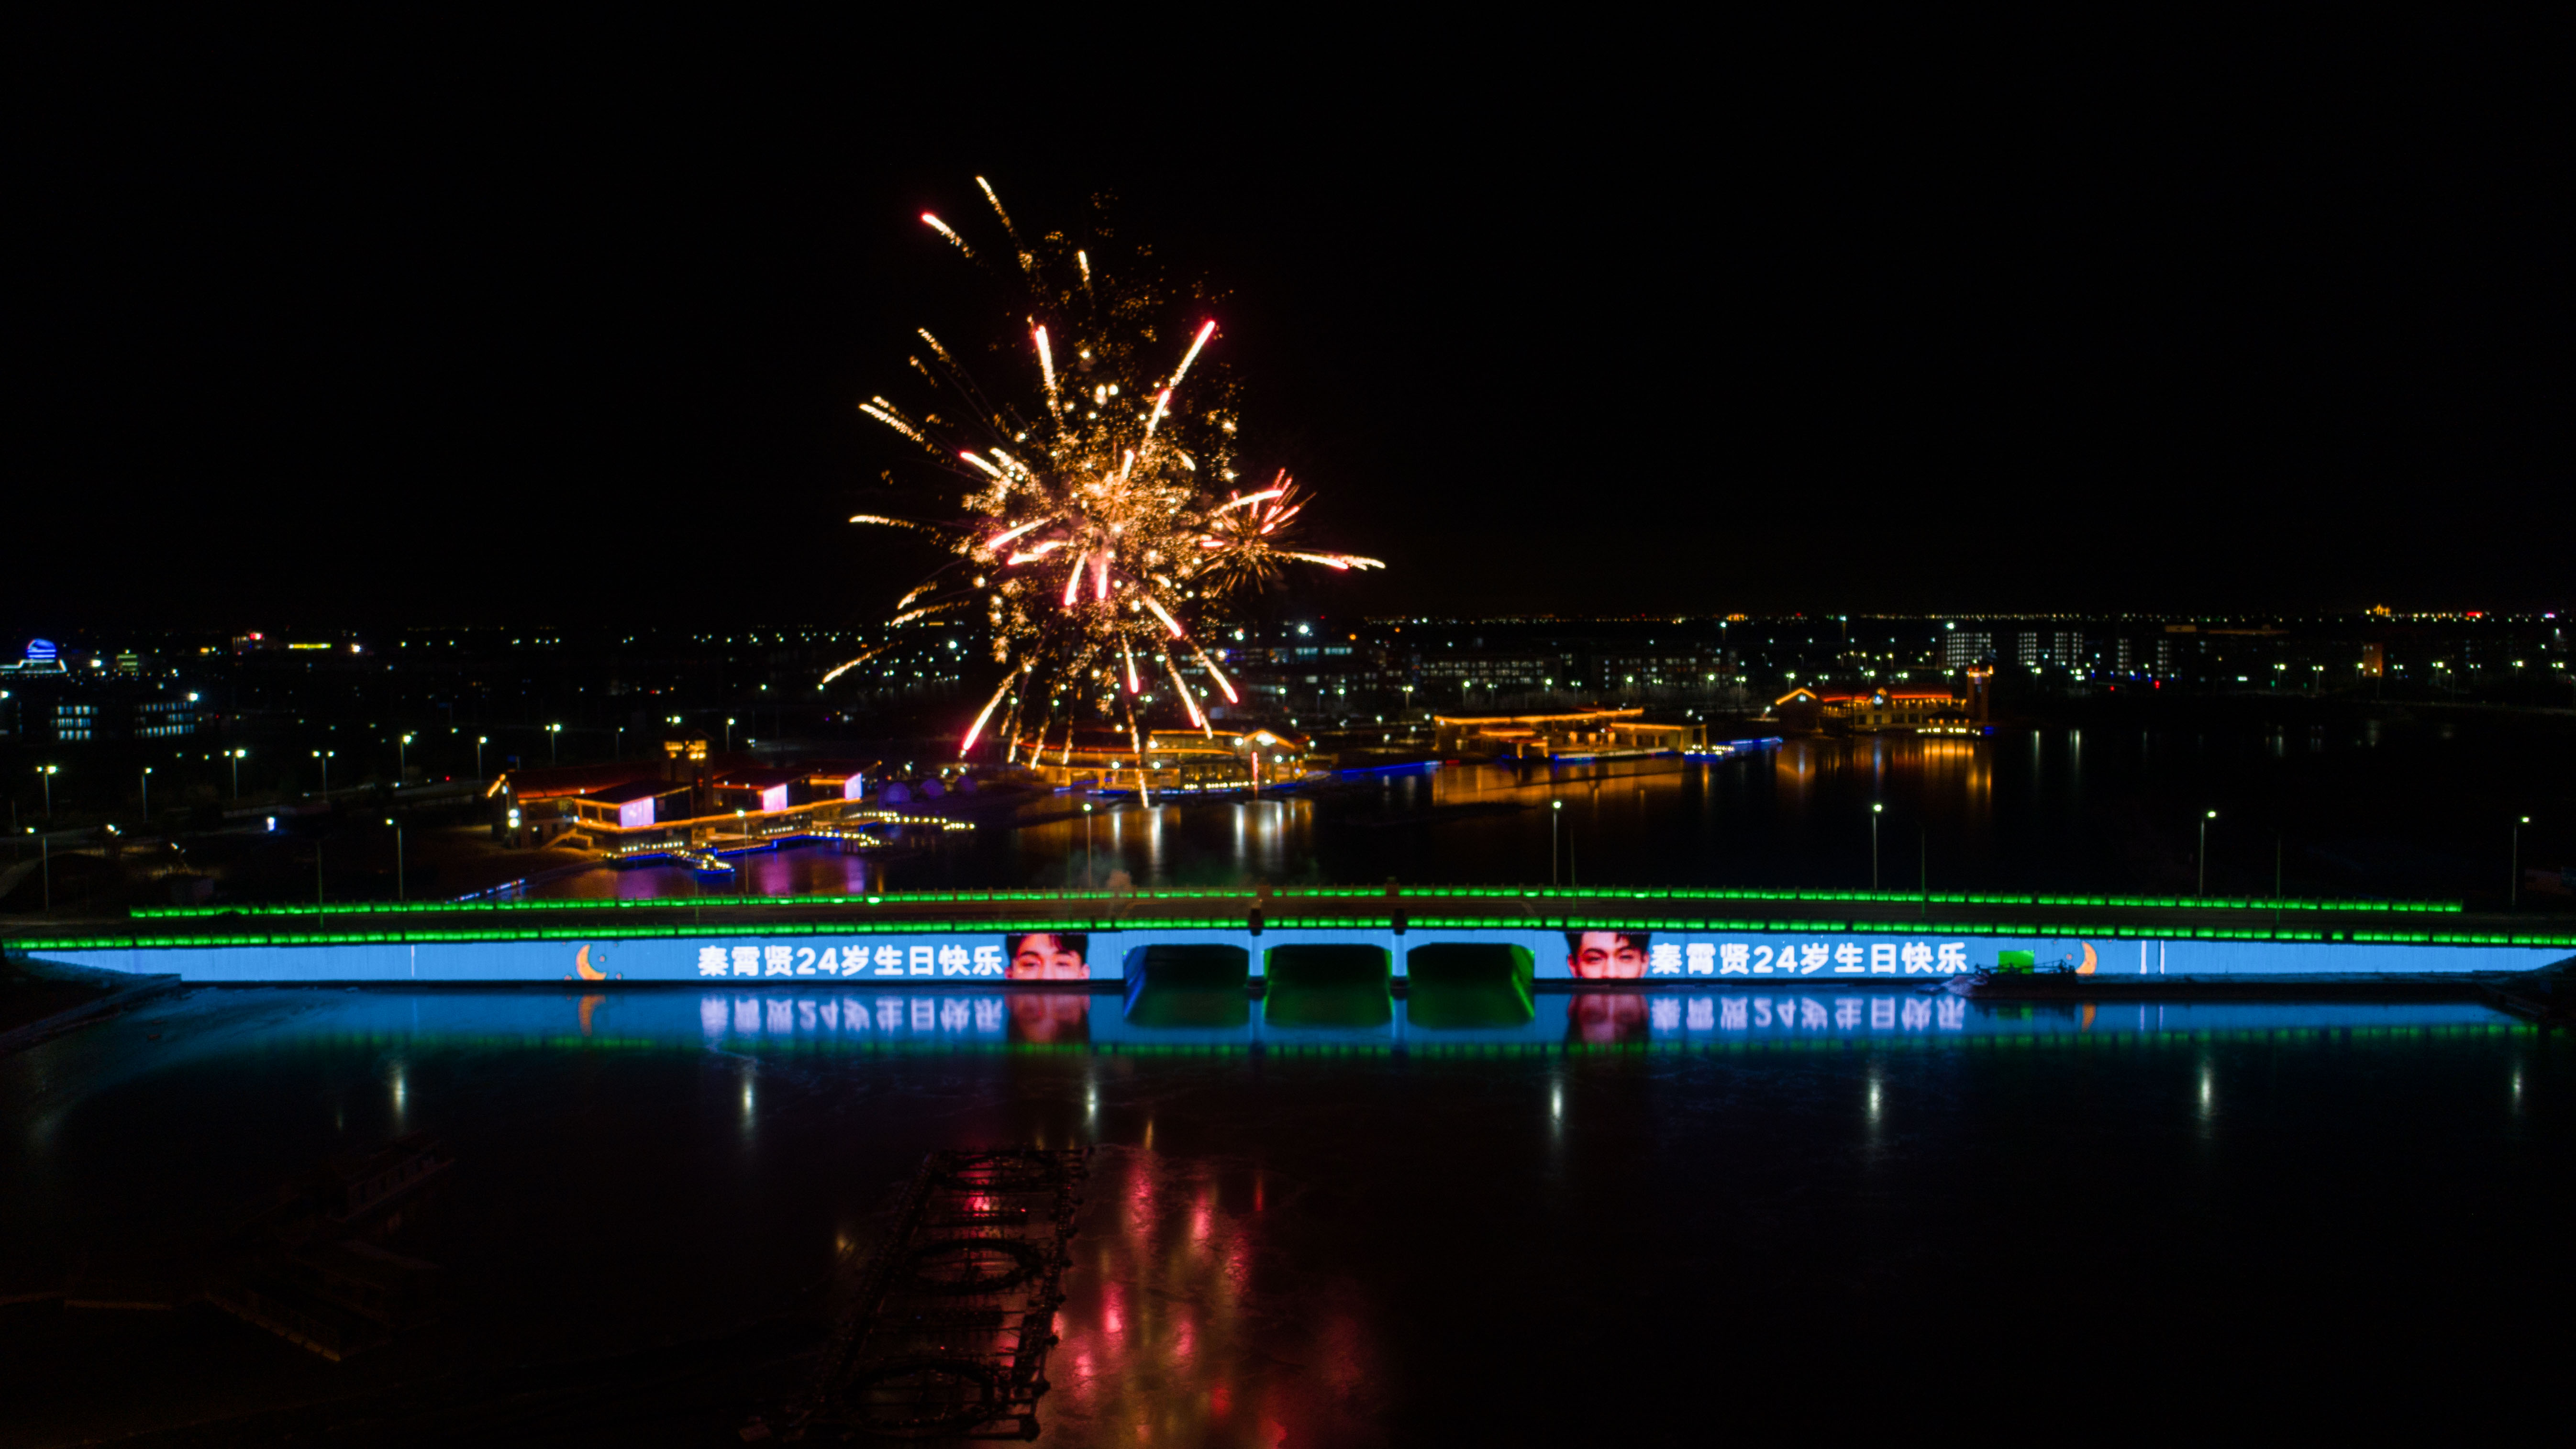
[539,708,2576,906]
[2,983,2565,1442]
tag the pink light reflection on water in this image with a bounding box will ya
[536,844,884,901]
[1048,1146,1387,1446]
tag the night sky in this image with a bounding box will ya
[14,21,2570,635]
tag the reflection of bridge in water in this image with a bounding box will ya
[63,984,2542,1060]
[678,986,2534,1052]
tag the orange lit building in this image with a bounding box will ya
[1774,686,1976,736]
[1013,725,1316,796]
[1432,708,1706,760]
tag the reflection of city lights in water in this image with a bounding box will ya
[54,991,2543,1443]
[1050,1150,1377,1442]
[1775,742,1818,791]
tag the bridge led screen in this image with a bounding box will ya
[36,926,2568,984]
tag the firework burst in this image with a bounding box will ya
[834,178,1382,763]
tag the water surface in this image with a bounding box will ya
[3,984,2564,1442]
[538,712,2576,905]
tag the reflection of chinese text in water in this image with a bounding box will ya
[692,990,1972,1042]
[1649,995,1967,1031]
[701,993,1010,1039]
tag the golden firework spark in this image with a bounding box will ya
[1194,472,1385,596]
[838,178,1382,760]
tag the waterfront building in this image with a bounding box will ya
[488,750,875,849]
[1010,725,1315,795]
[1773,685,1973,735]
[1432,708,1705,760]
[1816,688,1974,735]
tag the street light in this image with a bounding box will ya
[227,748,247,798]
[1552,798,1563,887]
[548,722,563,765]
[725,717,737,752]
[1871,802,1883,891]
[37,764,58,819]
[2199,810,2218,896]
[312,749,335,797]
[398,732,414,779]
[476,736,489,778]
[2512,816,2530,910]
[140,766,152,823]
[1083,802,1095,889]
[387,816,405,901]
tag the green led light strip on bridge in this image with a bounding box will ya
[129,883,2466,922]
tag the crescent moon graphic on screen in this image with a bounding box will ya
[2076,941,2097,975]
[576,944,609,981]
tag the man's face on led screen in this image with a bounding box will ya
[1566,931,1648,979]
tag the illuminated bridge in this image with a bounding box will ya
[13,886,2570,992]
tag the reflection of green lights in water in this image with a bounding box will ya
[1262,984,1394,1029]
[1406,943,1536,1027]
[1263,945,1394,1029]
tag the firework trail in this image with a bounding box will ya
[835,178,1382,760]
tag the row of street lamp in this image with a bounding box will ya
[1541,786,2540,904]
[27,730,521,814]
[19,720,705,913]
[22,713,680,830]
[21,749,2552,909]
[33,716,737,823]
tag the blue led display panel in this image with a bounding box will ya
[36,926,2569,983]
